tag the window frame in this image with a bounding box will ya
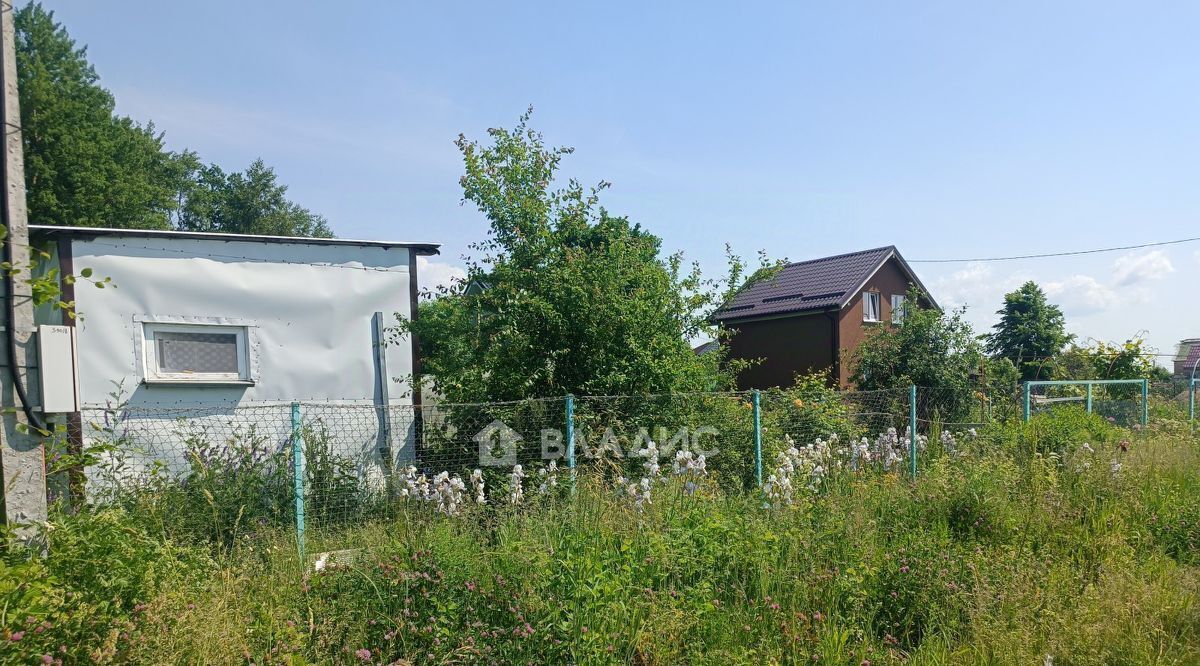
[862,291,881,323]
[890,294,906,324]
[141,322,252,385]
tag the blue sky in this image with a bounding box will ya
[41,1,1200,365]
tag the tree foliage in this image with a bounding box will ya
[16,3,182,229]
[850,287,986,420]
[403,111,755,403]
[173,158,331,237]
[15,3,328,237]
[986,281,1072,381]
[1055,337,1161,381]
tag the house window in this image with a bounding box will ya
[891,294,906,324]
[142,323,251,383]
[862,292,881,322]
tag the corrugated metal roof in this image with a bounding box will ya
[29,225,441,255]
[713,246,898,322]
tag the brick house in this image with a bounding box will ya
[712,246,936,389]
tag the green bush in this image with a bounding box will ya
[0,508,211,664]
[7,419,1200,664]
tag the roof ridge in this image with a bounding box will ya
[779,245,895,269]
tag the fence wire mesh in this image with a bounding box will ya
[1148,379,1195,422]
[61,380,1183,552]
[78,401,296,548]
[1026,381,1147,426]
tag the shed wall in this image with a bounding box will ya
[69,235,414,406]
[66,235,419,484]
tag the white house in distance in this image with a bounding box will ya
[31,225,439,481]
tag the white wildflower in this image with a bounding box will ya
[470,468,486,504]
[431,471,467,516]
[631,477,652,511]
[637,441,662,481]
[538,460,559,495]
[939,430,957,454]
[509,464,526,504]
[672,449,707,483]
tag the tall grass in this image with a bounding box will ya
[3,411,1199,664]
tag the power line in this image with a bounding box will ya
[909,236,1200,263]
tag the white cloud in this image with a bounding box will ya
[1043,274,1120,314]
[417,256,467,294]
[930,261,1029,311]
[1112,250,1174,286]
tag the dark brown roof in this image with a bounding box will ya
[713,245,933,322]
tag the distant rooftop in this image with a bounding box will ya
[1183,343,1200,370]
[712,245,933,322]
[29,225,440,256]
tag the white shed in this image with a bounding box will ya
[31,225,439,488]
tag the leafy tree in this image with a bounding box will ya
[1055,337,1160,381]
[402,111,751,403]
[850,287,985,421]
[15,3,184,229]
[15,3,329,238]
[174,159,331,237]
[986,281,1072,381]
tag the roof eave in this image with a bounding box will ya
[712,305,841,325]
[29,225,441,256]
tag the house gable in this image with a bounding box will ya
[836,255,930,385]
[716,246,935,389]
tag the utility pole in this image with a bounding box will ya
[0,1,48,547]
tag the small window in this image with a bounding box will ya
[143,323,250,383]
[891,294,906,324]
[862,292,881,322]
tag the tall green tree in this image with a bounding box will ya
[15,2,330,237]
[986,281,1072,381]
[15,2,184,229]
[402,111,747,403]
[174,159,331,237]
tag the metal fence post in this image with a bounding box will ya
[1140,379,1148,427]
[565,394,575,490]
[752,390,762,488]
[1085,383,1093,414]
[1188,379,1196,425]
[909,384,917,480]
[1023,382,1031,422]
[291,402,306,562]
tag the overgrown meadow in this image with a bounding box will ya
[3,407,1199,665]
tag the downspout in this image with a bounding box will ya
[408,250,424,465]
[825,309,840,387]
[0,35,44,433]
[57,240,84,503]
